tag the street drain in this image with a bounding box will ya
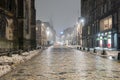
[18,71,24,73]
[12,74,32,77]
[59,78,66,80]
[59,72,67,75]
[12,74,21,76]
[37,75,43,76]
[99,69,106,71]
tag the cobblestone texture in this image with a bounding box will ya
[1,46,120,80]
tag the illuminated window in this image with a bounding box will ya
[100,15,112,31]
[109,18,112,29]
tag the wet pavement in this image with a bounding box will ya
[1,46,120,80]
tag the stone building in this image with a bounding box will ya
[44,22,56,45]
[36,21,56,47]
[40,22,47,46]
[0,0,36,51]
[36,20,42,47]
[63,27,75,45]
[30,0,36,49]
[17,0,36,50]
[81,0,120,50]
[0,0,17,50]
[36,21,47,47]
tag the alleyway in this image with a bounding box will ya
[1,46,120,80]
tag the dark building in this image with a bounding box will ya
[30,0,36,49]
[0,0,18,50]
[0,0,36,51]
[81,0,120,50]
[17,0,36,50]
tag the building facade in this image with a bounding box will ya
[81,0,120,50]
[36,20,56,47]
[17,0,36,50]
[44,22,56,45]
[0,0,18,50]
[0,0,36,51]
[63,27,75,45]
[76,17,83,46]
[36,20,42,47]
[36,21,47,47]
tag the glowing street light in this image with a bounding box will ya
[36,27,38,31]
[41,23,44,26]
[78,17,85,25]
[47,30,50,36]
[81,18,84,23]
[60,32,63,35]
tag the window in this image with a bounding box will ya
[100,15,112,31]
[109,17,112,29]
[88,26,90,35]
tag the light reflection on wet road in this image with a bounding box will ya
[1,46,120,80]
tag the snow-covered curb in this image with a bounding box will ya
[0,49,42,77]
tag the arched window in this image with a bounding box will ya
[0,14,7,38]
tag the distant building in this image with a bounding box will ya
[36,21,47,47]
[36,20,56,47]
[63,27,75,45]
[36,20,42,47]
[81,0,120,50]
[44,22,56,45]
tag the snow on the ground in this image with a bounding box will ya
[0,49,41,77]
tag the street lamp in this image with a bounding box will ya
[36,27,38,31]
[41,23,44,26]
[80,18,84,23]
[60,32,63,35]
[47,30,50,36]
[78,17,85,26]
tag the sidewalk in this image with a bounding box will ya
[69,45,119,58]
[0,49,42,77]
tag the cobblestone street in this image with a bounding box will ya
[1,46,120,80]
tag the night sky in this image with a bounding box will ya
[35,0,81,35]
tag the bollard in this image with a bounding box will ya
[101,50,106,55]
[87,48,90,51]
[117,53,120,60]
[80,47,81,50]
[93,49,96,53]
[83,47,85,50]
[18,50,22,55]
[77,47,79,50]
[7,51,12,57]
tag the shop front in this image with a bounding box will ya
[96,15,113,49]
[96,32,112,48]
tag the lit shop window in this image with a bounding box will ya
[100,40,103,47]
[108,38,111,48]
[100,15,112,31]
